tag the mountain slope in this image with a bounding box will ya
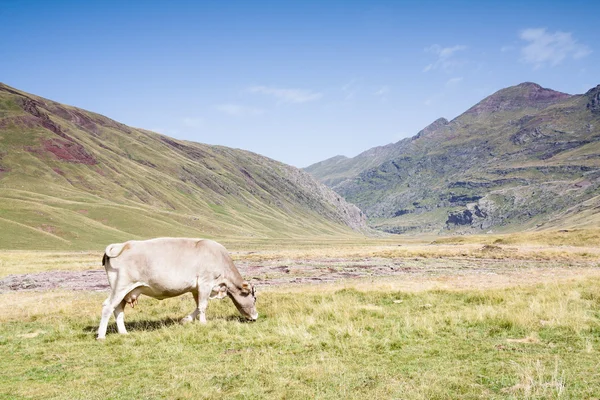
[305,117,449,188]
[305,82,600,234]
[0,83,366,249]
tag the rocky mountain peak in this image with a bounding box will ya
[516,82,542,89]
[413,117,449,140]
[465,82,571,116]
[586,84,600,114]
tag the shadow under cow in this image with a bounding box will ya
[83,314,252,335]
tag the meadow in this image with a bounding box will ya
[1,231,599,399]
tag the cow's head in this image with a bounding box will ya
[227,281,258,321]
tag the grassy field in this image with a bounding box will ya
[1,228,599,276]
[1,234,600,399]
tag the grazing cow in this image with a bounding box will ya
[97,237,258,340]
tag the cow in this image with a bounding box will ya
[96,237,258,340]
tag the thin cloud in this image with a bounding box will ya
[445,77,463,87]
[248,85,322,103]
[424,44,468,72]
[423,92,443,107]
[519,28,591,68]
[182,117,203,128]
[374,86,390,96]
[501,45,515,52]
[342,80,358,100]
[215,104,264,117]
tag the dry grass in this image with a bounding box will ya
[1,236,600,398]
[2,235,599,279]
[1,276,600,399]
[432,228,600,248]
[0,251,99,278]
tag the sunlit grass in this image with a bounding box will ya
[2,233,600,279]
[1,239,600,398]
[432,228,600,248]
[1,277,599,399]
[0,251,99,277]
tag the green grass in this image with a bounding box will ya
[1,278,599,399]
[0,251,99,277]
[0,187,363,250]
[0,84,366,250]
[433,228,600,247]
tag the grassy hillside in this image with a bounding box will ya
[0,83,366,250]
[305,83,600,234]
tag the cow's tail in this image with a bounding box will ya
[102,253,109,269]
[105,242,130,258]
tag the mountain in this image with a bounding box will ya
[305,117,450,188]
[305,82,600,234]
[0,83,366,250]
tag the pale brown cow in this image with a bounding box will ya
[97,238,258,339]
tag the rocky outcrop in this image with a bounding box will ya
[587,85,600,114]
[17,96,97,164]
[279,164,367,231]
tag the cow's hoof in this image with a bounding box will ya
[96,336,106,341]
[180,317,193,325]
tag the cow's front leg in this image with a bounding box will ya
[197,290,210,324]
[113,300,128,335]
[181,292,200,324]
[180,310,198,324]
[181,288,210,324]
[196,282,214,323]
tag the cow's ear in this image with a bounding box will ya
[209,283,228,299]
[241,281,251,295]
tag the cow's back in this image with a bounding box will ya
[107,238,231,295]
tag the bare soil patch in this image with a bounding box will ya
[1,256,598,293]
[0,270,108,292]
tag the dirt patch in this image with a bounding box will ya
[1,257,598,294]
[0,270,108,292]
[39,224,58,234]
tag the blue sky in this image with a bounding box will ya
[1,0,598,167]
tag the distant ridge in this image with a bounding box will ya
[305,82,600,234]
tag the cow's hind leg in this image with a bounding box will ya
[113,300,128,335]
[97,296,113,340]
[97,289,133,340]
